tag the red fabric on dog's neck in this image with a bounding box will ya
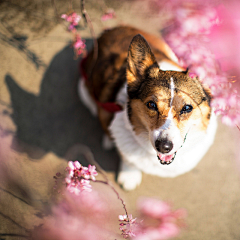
[80,57,123,113]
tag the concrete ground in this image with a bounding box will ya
[1,0,240,239]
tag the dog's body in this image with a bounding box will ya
[79,26,217,190]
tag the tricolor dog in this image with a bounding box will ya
[79,26,217,190]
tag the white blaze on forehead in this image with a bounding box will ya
[159,77,175,131]
[170,77,175,107]
[153,77,175,136]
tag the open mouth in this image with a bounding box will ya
[157,152,177,165]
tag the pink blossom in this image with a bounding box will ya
[86,165,98,180]
[119,214,138,239]
[65,161,97,194]
[61,12,81,31]
[79,179,92,192]
[133,198,186,240]
[73,34,86,57]
[66,182,81,195]
[101,9,116,21]
[61,12,86,57]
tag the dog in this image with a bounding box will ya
[78,26,217,191]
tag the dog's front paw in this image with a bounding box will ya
[117,169,142,191]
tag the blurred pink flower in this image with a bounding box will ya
[208,3,240,72]
[101,9,116,21]
[133,198,186,240]
[61,12,81,31]
[137,198,171,218]
[32,190,116,240]
[162,0,240,126]
[135,223,179,240]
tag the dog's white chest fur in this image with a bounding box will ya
[110,106,217,178]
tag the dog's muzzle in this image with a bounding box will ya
[156,132,188,165]
[155,138,175,165]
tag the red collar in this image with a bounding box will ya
[80,57,123,113]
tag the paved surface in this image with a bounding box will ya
[1,1,240,239]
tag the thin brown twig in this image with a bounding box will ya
[69,0,73,11]
[51,0,60,23]
[94,179,129,220]
[80,0,87,26]
[71,144,129,221]
[80,0,98,74]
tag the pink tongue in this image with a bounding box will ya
[158,153,174,162]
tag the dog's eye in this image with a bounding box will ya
[146,101,157,111]
[180,105,193,115]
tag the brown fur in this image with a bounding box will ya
[82,26,211,137]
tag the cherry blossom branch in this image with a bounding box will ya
[60,0,115,62]
[54,146,186,239]
[63,143,130,220]
[80,0,98,71]
[80,0,87,26]
[94,179,130,221]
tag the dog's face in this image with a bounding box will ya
[126,34,211,165]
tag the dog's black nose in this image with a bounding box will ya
[155,139,173,153]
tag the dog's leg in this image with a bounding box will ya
[102,134,114,150]
[117,159,142,191]
[78,79,115,150]
[98,107,115,150]
[78,78,97,116]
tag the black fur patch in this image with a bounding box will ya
[202,88,212,105]
[127,100,132,120]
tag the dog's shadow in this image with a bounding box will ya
[5,39,120,172]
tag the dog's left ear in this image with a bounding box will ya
[127,34,158,96]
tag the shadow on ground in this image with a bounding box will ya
[5,39,120,172]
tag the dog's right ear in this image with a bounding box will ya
[127,34,158,97]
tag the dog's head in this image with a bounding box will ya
[126,34,211,165]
